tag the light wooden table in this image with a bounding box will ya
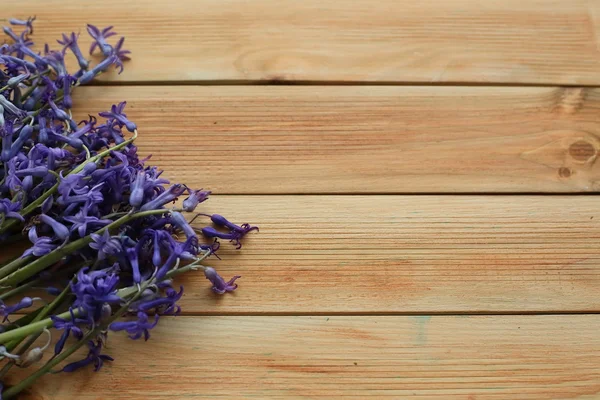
[5,1,600,398]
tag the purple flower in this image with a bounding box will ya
[78,54,122,85]
[64,208,111,238]
[129,170,146,207]
[86,24,117,56]
[170,211,196,240]
[140,183,185,211]
[57,32,89,70]
[61,340,113,372]
[125,246,142,284]
[51,308,86,355]
[202,214,258,249]
[110,311,159,341]
[39,214,70,241]
[137,285,184,315]
[71,268,121,321]
[0,296,35,322]
[98,102,136,132]
[89,230,123,260]
[9,16,36,34]
[182,188,210,212]
[113,36,131,61]
[22,227,57,257]
[204,267,241,294]
[0,198,23,222]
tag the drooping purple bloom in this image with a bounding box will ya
[113,36,131,61]
[61,340,113,372]
[0,198,24,222]
[71,268,121,322]
[129,170,146,207]
[201,224,258,250]
[140,183,186,211]
[57,32,89,69]
[86,24,117,57]
[22,227,57,257]
[51,308,86,355]
[137,285,184,315]
[109,311,159,341]
[98,102,136,132]
[39,214,70,241]
[204,267,241,294]
[9,16,36,34]
[170,211,196,239]
[89,230,123,260]
[125,246,142,284]
[0,297,35,322]
[182,188,210,212]
[78,54,122,85]
[64,207,111,238]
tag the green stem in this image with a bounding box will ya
[0,256,32,281]
[0,278,39,301]
[2,279,150,400]
[0,207,168,288]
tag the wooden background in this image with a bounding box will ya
[4,1,600,398]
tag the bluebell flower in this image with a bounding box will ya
[137,285,184,315]
[182,188,210,212]
[61,340,113,372]
[89,230,123,260]
[86,24,117,57]
[201,218,258,249]
[110,311,159,341]
[22,227,57,257]
[9,16,36,34]
[98,102,136,132]
[113,36,131,62]
[64,206,111,238]
[78,54,122,85]
[204,267,241,294]
[170,211,196,240]
[125,246,142,284]
[0,198,23,222]
[51,308,86,355]
[129,170,146,207]
[38,214,70,240]
[71,268,121,321]
[140,183,186,211]
[0,297,35,322]
[57,32,89,70]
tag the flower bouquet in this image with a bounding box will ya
[0,18,256,398]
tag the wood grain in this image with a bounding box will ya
[133,195,600,314]
[71,86,600,194]
[4,0,600,84]
[10,315,600,399]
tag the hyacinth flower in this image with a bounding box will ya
[0,18,258,399]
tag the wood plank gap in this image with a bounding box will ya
[84,80,600,88]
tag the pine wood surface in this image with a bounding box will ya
[4,0,600,84]
[2,1,600,398]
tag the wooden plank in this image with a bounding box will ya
[2,196,599,314]
[71,86,600,194]
[10,315,600,399]
[4,0,600,84]
[149,195,600,314]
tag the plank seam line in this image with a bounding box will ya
[85,81,600,89]
[175,311,600,317]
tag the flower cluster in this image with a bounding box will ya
[0,19,257,398]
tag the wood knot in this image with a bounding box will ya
[554,88,587,115]
[569,140,597,163]
[558,167,571,178]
